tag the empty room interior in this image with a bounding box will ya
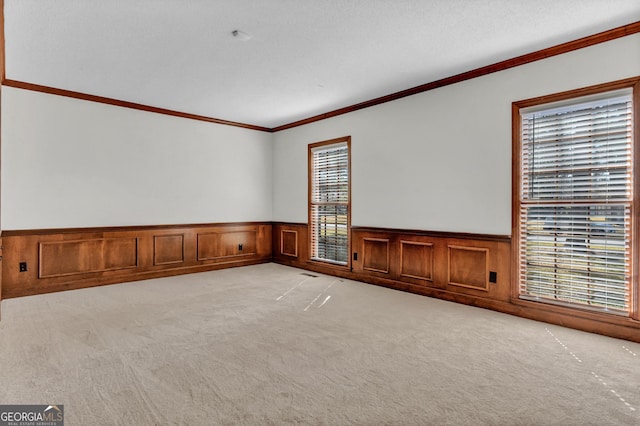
[1,1,640,424]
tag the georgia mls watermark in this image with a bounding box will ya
[0,405,64,426]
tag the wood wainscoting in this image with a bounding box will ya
[350,227,511,304]
[0,222,272,298]
[273,223,511,302]
[272,223,640,343]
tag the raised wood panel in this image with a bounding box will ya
[363,238,390,274]
[197,230,257,261]
[400,241,433,281]
[196,233,220,261]
[448,246,489,291]
[39,238,138,279]
[153,234,184,266]
[281,230,298,257]
[272,223,308,266]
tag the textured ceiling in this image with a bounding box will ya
[5,0,640,128]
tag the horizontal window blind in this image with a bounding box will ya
[519,91,632,313]
[310,141,349,265]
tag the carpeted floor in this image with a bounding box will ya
[0,263,638,425]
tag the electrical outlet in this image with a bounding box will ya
[353,252,358,261]
[489,271,497,283]
[238,243,243,251]
[19,262,28,272]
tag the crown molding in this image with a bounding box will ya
[272,20,640,132]
[2,20,638,133]
[1,79,272,132]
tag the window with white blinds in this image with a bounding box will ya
[518,89,633,314]
[309,138,350,265]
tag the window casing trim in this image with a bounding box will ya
[512,76,640,321]
[308,136,352,269]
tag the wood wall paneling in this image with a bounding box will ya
[281,226,510,302]
[400,240,433,281]
[1,223,272,298]
[280,230,298,257]
[153,234,185,266]
[39,237,138,279]
[362,238,390,274]
[448,245,489,291]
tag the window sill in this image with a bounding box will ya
[510,297,640,326]
[307,258,350,270]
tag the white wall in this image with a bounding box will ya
[272,34,640,235]
[1,87,273,229]
[3,34,639,233]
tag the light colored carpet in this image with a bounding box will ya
[0,263,639,425]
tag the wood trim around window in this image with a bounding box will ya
[511,76,640,321]
[308,136,352,269]
[633,77,640,321]
[0,0,5,318]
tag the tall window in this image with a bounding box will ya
[514,79,638,315]
[309,137,351,265]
